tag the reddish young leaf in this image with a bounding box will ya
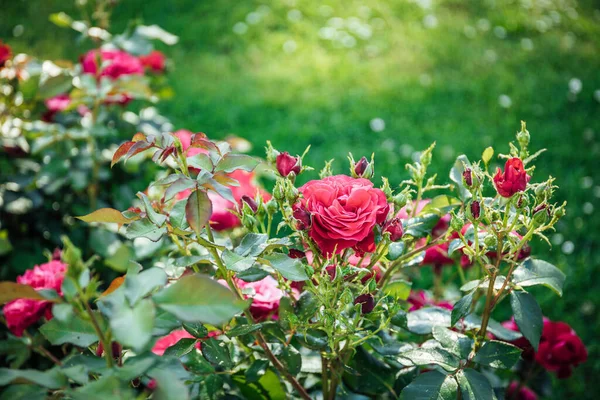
[100,276,125,298]
[77,208,134,227]
[111,141,135,167]
[0,282,49,305]
[185,190,212,235]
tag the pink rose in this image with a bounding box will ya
[139,50,166,73]
[152,329,196,356]
[42,94,71,122]
[81,49,144,80]
[407,290,453,312]
[236,276,284,321]
[0,41,11,69]
[506,382,538,400]
[297,175,389,255]
[3,260,67,336]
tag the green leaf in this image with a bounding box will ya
[463,315,522,342]
[163,338,198,358]
[182,322,208,338]
[40,314,100,347]
[186,153,214,172]
[125,218,167,242]
[236,266,269,282]
[168,200,188,230]
[400,370,458,400]
[383,280,412,300]
[473,340,521,369]
[60,365,89,385]
[138,192,167,227]
[215,154,259,173]
[449,155,472,201]
[222,249,256,272]
[235,233,269,257]
[262,253,309,281]
[153,274,246,325]
[0,368,67,389]
[116,354,157,381]
[147,369,189,400]
[510,290,543,351]
[226,323,263,338]
[280,346,302,376]
[70,375,136,400]
[124,267,168,306]
[202,338,233,369]
[387,241,405,261]
[397,347,460,371]
[421,195,462,215]
[451,291,474,326]
[512,258,566,296]
[295,329,328,350]
[407,307,451,335]
[110,299,155,353]
[295,291,319,322]
[245,359,269,383]
[0,282,47,304]
[76,208,133,226]
[344,346,395,396]
[432,326,473,359]
[482,147,494,165]
[403,214,442,238]
[185,190,212,236]
[456,369,495,400]
[0,384,47,400]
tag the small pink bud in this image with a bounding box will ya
[384,218,404,241]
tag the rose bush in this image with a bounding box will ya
[0,119,585,399]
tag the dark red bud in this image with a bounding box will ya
[292,207,311,230]
[354,157,369,176]
[276,152,301,177]
[384,218,404,241]
[52,248,62,261]
[241,195,258,213]
[354,294,375,314]
[288,249,306,259]
[533,203,548,215]
[463,168,473,187]
[470,200,481,219]
[325,265,336,281]
[96,342,122,359]
[147,379,157,390]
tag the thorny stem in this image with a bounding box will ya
[84,302,113,368]
[203,226,311,400]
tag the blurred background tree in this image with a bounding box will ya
[1,0,598,397]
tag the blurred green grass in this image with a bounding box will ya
[2,0,599,397]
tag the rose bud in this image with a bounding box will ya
[354,294,375,314]
[506,382,537,400]
[353,156,373,179]
[463,168,473,187]
[96,342,122,359]
[384,218,403,241]
[493,158,530,198]
[0,41,12,69]
[241,195,258,213]
[292,207,311,231]
[276,152,301,177]
[288,249,306,259]
[325,265,337,281]
[470,200,481,220]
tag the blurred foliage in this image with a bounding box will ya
[1,0,599,398]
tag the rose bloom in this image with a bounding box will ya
[0,41,11,68]
[3,260,67,336]
[42,94,71,122]
[493,158,530,198]
[81,49,144,79]
[297,175,389,255]
[236,276,284,321]
[502,318,587,378]
[139,50,166,73]
[506,382,537,400]
[152,329,196,356]
[407,290,453,312]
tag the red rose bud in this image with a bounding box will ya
[139,50,166,73]
[96,342,122,359]
[493,158,530,198]
[276,152,301,177]
[51,248,62,261]
[354,156,373,178]
[147,379,157,390]
[463,168,473,187]
[288,249,306,259]
[354,294,375,314]
[292,207,311,231]
[470,200,481,220]
[241,195,258,213]
[325,265,337,281]
[384,218,404,241]
[506,382,538,400]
